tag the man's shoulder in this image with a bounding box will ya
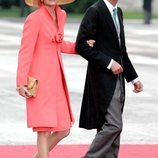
[117,7,123,18]
[118,7,123,12]
[85,1,99,14]
[91,0,99,8]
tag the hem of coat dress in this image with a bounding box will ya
[32,124,73,132]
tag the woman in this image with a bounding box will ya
[16,0,94,157]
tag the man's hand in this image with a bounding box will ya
[16,86,32,98]
[133,81,143,93]
[111,60,123,75]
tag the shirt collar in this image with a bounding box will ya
[103,0,118,14]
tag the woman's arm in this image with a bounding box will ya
[61,40,77,54]
[61,40,95,54]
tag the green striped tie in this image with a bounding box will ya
[113,8,121,45]
[113,8,118,30]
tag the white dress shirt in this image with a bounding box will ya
[104,0,118,16]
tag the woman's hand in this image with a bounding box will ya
[16,86,32,98]
[87,40,95,47]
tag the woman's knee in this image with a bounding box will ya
[38,131,51,138]
[63,129,70,137]
[56,129,70,138]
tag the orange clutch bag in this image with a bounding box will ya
[27,77,38,97]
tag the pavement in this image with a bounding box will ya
[0,18,158,145]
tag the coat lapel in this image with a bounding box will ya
[42,5,65,35]
[117,8,124,49]
[56,6,65,34]
[98,0,120,47]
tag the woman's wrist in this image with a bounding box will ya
[16,85,27,91]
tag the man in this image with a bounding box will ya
[75,0,143,157]
[143,0,153,24]
[19,0,31,17]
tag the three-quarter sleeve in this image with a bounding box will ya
[61,40,77,54]
[16,14,40,86]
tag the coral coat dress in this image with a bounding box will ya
[16,5,76,131]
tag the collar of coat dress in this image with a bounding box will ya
[41,4,65,43]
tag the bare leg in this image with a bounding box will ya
[48,129,70,150]
[33,129,70,158]
[33,132,50,158]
